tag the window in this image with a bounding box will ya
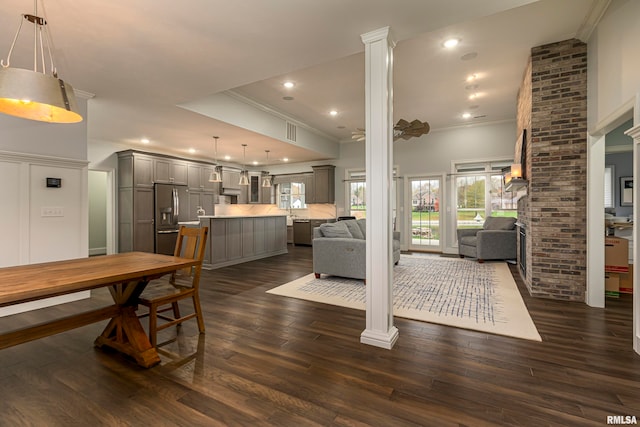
[277,181,306,209]
[604,166,614,208]
[348,171,366,219]
[345,169,397,221]
[454,160,517,230]
[290,181,305,209]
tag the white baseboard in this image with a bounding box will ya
[89,247,107,256]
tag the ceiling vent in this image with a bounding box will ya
[286,122,297,142]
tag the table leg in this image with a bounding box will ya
[94,280,161,368]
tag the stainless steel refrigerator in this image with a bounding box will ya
[154,183,188,255]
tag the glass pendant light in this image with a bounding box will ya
[0,0,82,123]
[239,144,250,185]
[261,150,272,188]
[208,136,222,182]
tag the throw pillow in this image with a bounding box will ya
[342,220,365,239]
[483,217,516,230]
[319,222,353,238]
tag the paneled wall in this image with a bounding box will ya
[0,152,89,317]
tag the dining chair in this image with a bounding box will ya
[137,225,209,347]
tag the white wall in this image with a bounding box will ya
[588,0,640,130]
[335,121,517,251]
[0,96,90,316]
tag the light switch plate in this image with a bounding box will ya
[41,207,64,217]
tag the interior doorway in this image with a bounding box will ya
[88,169,116,256]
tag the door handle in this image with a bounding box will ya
[157,230,179,234]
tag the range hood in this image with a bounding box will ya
[221,187,242,196]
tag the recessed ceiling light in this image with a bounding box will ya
[443,38,460,48]
[141,138,150,144]
[252,161,258,165]
[283,157,289,162]
[283,81,295,89]
[329,110,338,116]
[224,155,231,160]
[462,112,472,119]
[188,148,196,154]
[468,93,478,100]
[466,74,477,82]
[282,96,294,101]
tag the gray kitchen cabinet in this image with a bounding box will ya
[209,219,227,265]
[132,154,154,188]
[287,225,294,244]
[222,169,241,190]
[188,191,215,220]
[227,218,243,261]
[199,216,287,269]
[312,165,335,203]
[118,151,155,253]
[261,181,273,204]
[249,173,260,203]
[188,164,218,219]
[155,158,188,185]
[242,218,255,257]
[304,173,315,204]
[188,163,217,192]
[254,217,266,254]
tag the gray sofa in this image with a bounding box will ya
[312,218,400,281]
[457,216,517,263]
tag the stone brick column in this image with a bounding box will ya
[516,39,588,301]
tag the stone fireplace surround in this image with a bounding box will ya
[516,39,588,301]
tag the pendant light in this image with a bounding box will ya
[239,144,249,186]
[261,150,272,188]
[0,0,82,123]
[208,136,222,182]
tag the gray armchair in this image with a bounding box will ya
[457,216,517,263]
[312,219,400,281]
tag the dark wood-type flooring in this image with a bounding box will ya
[0,245,638,426]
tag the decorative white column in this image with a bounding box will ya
[360,27,399,349]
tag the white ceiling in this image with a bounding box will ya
[0,0,601,166]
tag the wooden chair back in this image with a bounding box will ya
[172,226,209,283]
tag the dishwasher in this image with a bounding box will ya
[293,220,311,246]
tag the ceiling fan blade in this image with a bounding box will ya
[395,119,410,129]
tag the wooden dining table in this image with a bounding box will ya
[0,252,200,368]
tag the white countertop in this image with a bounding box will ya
[198,214,287,219]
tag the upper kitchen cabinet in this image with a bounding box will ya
[154,158,188,185]
[312,165,335,204]
[188,163,218,193]
[123,153,154,188]
[249,173,261,204]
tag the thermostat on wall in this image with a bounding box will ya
[46,177,62,188]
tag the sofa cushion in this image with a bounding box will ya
[343,219,365,239]
[483,216,516,231]
[460,235,477,246]
[319,222,353,238]
[357,218,367,238]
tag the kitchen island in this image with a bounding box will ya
[199,215,288,269]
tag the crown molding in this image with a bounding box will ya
[576,0,611,42]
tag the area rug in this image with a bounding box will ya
[267,255,541,341]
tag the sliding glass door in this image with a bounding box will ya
[409,176,441,250]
